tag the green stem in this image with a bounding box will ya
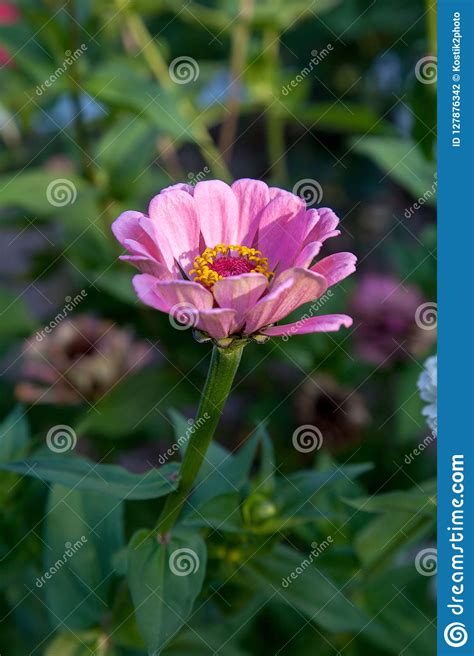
[157,344,244,535]
[67,0,94,182]
[218,0,254,160]
[116,2,232,182]
[263,28,288,185]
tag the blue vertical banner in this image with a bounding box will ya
[438,0,474,653]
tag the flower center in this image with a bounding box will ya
[190,244,274,289]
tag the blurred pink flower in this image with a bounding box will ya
[112,179,355,342]
[0,2,19,23]
[0,2,20,68]
[16,315,154,405]
[351,274,435,366]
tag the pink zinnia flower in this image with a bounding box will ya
[16,316,154,405]
[351,273,436,366]
[112,179,356,343]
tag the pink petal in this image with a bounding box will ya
[301,209,321,240]
[261,314,353,336]
[244,268,328,334]
[268,187,299,201]
[311,252,357,286]
[213,273,269,321]
[161,183,195,195]
[293,241,323,268]
[112,211,162,259]
[303,207,340,246]
[194,180,239,246]
[231,179,270,245]
[196,308,238,339]
[257,195,306,271]
[149,189,200,271]
[119,255,174,278]
[132,274,213,313]
[112,211,172,274]
[122,237,158,260]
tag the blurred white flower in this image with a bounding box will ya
[417,355,437,435]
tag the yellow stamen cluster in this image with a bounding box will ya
[189,244,274,289]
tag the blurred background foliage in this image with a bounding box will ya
[0,0,436,654]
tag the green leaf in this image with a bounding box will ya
[250,423,275,494]
[169,409,230,474]
[0,406,30,503]
[0,169,90,215]
[128,527,207,654]
[282,102,389,134]
[242,544,368,632]
[94,116,159,192]
[0,455,179,499]
[359,566,436,655]
[169,408,195,457]
[189,429,262,506]
[0,406,30,461]
[273,464,373,517]
[0,288,37,347]
[162,627,250,656]
[346,480,436,515]
[351,481,436,570]
[84,62,196,140]
[355,511,435,570]
[42,485,124,630]
[93,268,141,305]
[182,492,242,532]
[75,368,177,438]
[352,136,436,201]
[45,631,102,656]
